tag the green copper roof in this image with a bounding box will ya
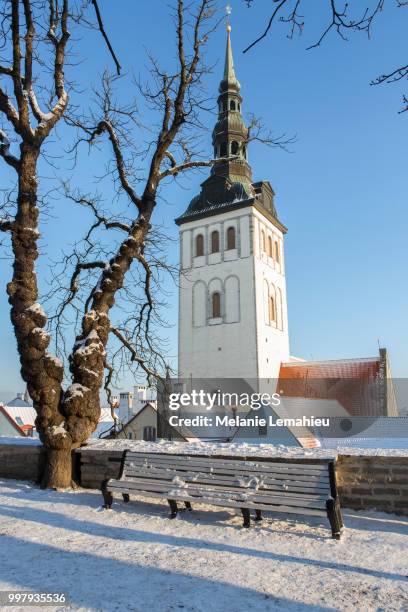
[221,28,240,91]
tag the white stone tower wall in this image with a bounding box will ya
[178,207,290,382]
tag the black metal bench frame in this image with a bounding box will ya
[102,451,344,539]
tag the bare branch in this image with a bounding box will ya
[89,119,142,208]
[0,129,20,171]
[243,0,289,54]
[91,0,121,75]
[110,326,159,383]
[371,64,408,112]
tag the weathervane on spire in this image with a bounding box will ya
[226,3,232,32]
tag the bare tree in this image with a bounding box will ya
[0,0,228,488]
[243,0,408,112]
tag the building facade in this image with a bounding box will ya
[176,28,289,383]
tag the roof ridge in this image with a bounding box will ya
[282,357,379,366]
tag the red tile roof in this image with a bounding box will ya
[278,358,384,417]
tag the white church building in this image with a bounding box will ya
[176,27,289,383]
[171,27,397,448]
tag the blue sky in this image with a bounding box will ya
[0,0,407,401]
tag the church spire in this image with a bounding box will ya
[222,25,239,89]
[212,25,252,184]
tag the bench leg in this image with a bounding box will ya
[254,510,263,522]
[102,484,113,510]
[184,501,192,511]
[168,499,178,519]
[241,508,251,528]
[122,493,130,503]
[336,499,344,529]
[326,498,342,539]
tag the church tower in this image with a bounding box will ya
[176,27,290,383]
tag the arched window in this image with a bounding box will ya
[231,141,239,155]
[269,295,276,323]
[261,230,266,253]
[267,236,273,258]
[226,226,236,250]
[195,234,204,257]
[212,292,221,318]
[274,241,280,263]
[211,230,220,253]
[230,100,236,111]
[220,142,227,157]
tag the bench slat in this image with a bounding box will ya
[122,468,330,495]
[124,452,329,474]
[110,476,328,499]
[124,458,330,481]
[106,485,327,517]
[107,478,327,508]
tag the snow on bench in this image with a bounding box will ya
[102,451,344,538]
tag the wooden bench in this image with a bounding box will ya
[102,451,344,539]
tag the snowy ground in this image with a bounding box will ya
[0,480,407,612]
[2,437,408,458]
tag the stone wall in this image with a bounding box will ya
[0,444,407,516]
[0,443,45,482]
[336,455,408,515]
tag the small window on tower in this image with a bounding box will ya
[269,295,276,323]
[211,230,220,253]
[274,241,280,263]
[212,292,221,318]
[226,226,236,250]
[220,142,228,157]
[267,236,273,258]
[231,141,239,155]
[195,234,204,257]
[243,146,247,160]
[230,100,236,111]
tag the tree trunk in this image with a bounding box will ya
[41,448,73,489]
